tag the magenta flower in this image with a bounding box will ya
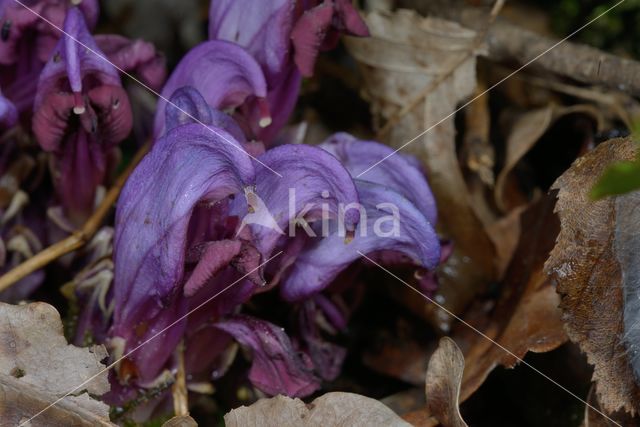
[0,0,99,113]
[32,8,132,223]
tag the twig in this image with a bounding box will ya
[518,72,636,127]
[0,143,149,293]
[376,0,505,139]
[172,342,189,417]
[402,0,640,96]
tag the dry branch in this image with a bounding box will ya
[401,0,640,96]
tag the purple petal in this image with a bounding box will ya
[184,239,263,297]
[240,144,360,258]
[184,325,234,378]
[112,123,255,341]
[299,298,346,381]
[208,0,294,85]
[0,87,17,129]
[52,131,109,221]
[164,86,245,142]
[153,40,267,138]
[95,34,166,90]
[34,7,120,112]
[320,133,437,224]
[32,84,132,220]
[291,0,369,76]
[281,180,440,301]
[111,296,189,385]
[215,314,320,397]
[208,0,303,145]
[250,66,302,144]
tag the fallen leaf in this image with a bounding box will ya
[425,337,468,427]
[345,9,497,288]
[162,415,198,427]
[224,392,410,427]
[459,194,567,400]
[404,195,567,422]
[0,302,112,426]
[583,385,637,427]
[381,388,426,417]
[544,137,640,415]
[495,104,601,212]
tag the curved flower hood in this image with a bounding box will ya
[153,40,267,138]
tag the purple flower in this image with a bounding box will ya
[321,133,437,224]
[110,90,361,391]
[153,40,267,138]
[237,143,360,260]
[32,8,132,223]
[281,180,440,301]
[110,114,256,384]
[208,0,368,143]
[208,0,294,85]
[279,134,440,301]
[0,0,99,113]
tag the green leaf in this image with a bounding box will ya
[590,159,640,199]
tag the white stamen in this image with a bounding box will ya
[259,116,272,128]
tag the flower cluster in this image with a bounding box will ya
[100,0,442,412]
[2,0,444,417]
[0,0,164,302]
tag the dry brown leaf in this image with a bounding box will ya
[400,196,567,423]
[345,9,497,289]
[224,392,410,427]
[458,195,567,400]
[162,415,198,427]
[425,337,468,427]
[495,104,602,212]
[0,302,112,426]
[583,385,638,427]
[544,137,640,415]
